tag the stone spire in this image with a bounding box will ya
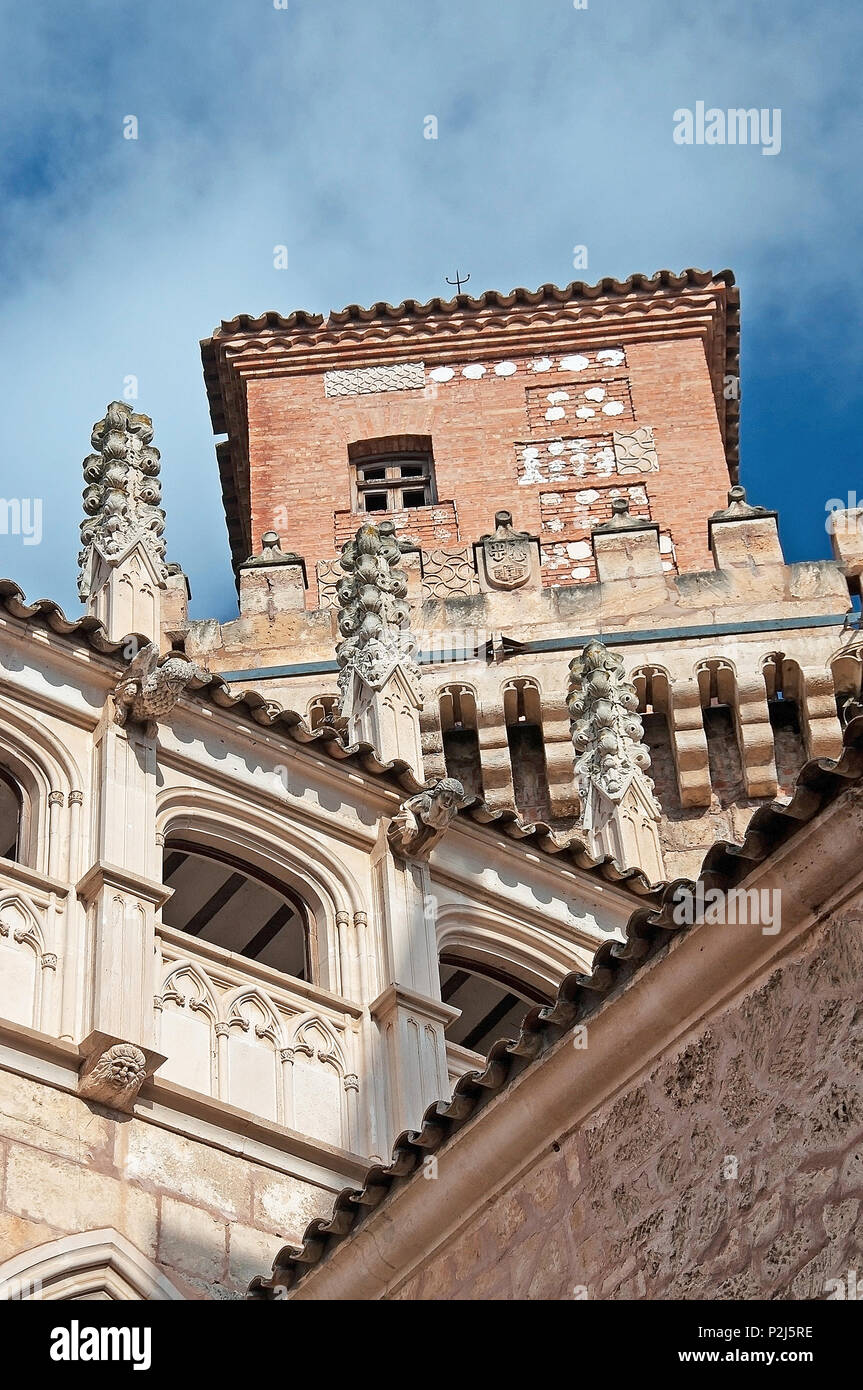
[78,402,168,642]
[335,520,424,772]
[566,640,664,881]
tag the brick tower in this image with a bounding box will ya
[189,270,857,881]
[201,269,739,599]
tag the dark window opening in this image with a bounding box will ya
[504,680,551,824]
[640,711,680,811]
[768,697,807,794]
[442,728,484,802]
[508,723,552,824]
[441,956,548,1054]
[162,845,309,980]
[702,705,745,806]
[349,437,437,513]
[0,772,21,863]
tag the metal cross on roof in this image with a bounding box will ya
[446,269,470,294]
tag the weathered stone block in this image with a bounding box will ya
[120,1122,253,1223]
[4,1145,157,1257]
[159,1196,226,1282]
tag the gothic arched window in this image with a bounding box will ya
[440,954,549,1055]
[0,769,22,863]
[161,844,310,981]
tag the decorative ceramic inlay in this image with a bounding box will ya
[324,362,426,397]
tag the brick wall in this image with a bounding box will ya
[246,332,729,592]
[389,903,863,1301]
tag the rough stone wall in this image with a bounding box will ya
[390,903,863,1300]
[0,1075,334,1300]
[770,701,808,796]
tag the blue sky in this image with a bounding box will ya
[0,0,861,619]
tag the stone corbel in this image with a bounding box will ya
[77,1030,166,1113]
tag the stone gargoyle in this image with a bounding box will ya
[387,776,469,860]
[113,641,209,737]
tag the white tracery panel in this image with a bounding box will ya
[156,964,216,1095]
[0,893,47,1029]
[223,992,281,1122]
[154,933,360,1149]
[289,1017,345,1148]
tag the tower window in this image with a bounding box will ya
[349,436,437,513]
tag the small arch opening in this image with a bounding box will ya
[307,693,340,731]
[763,653,807,794]
[439,685,483,801]
[441,953,548,1055]
[503,679,551,824]
[632,666,679,810]
[697,661,745,806]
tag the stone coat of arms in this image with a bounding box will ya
[479,511,535,591]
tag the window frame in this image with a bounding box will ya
[350,440,437,514]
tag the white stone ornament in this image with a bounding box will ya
[567,641,664,881]
[78,401,167,601]
[387,777,469,859]
[335,520,424,771]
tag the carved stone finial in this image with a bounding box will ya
[709,485,775,525]
[566,641,663,879]
[242,531,306,570]
[78,401,167,601]
[336,521,422,707]
[592,496,656,534]
[113,641,209,737]
[78,1041,148,1111]
[387,777,469,859]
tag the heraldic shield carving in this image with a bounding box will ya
[479,510,536,591]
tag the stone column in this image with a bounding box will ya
[367,782,467,1145]
[77,707,169,1058]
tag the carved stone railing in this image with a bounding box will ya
[154,928,363,1152]
[0,859,68,1037]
